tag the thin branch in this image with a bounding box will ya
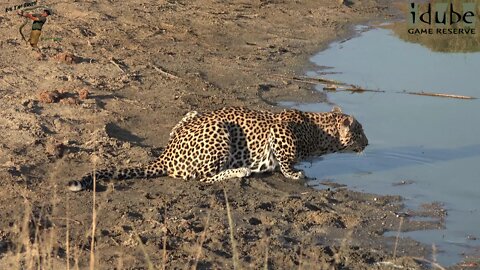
[152,65,180,79]
[404,91,476,100]
[223,187,239,270]
[109,58,127,73]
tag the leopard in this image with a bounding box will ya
[68,106,368,191]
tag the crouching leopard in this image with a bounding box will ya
[68,107,368,191]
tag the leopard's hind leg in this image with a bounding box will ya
[202,167,252,183]
[187,121,252,183]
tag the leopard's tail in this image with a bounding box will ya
[67,161,168,192]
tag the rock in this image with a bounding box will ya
[45,138,65,158]
[53,52,80,64]
[78,88,90,100]
[38,90,60,103]
[59,97,78,105]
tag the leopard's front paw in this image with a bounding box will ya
[284,170,306,180]
[294,171,306,180]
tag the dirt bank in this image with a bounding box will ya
[0,0,453,269]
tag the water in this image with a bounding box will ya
[290,26,480,265]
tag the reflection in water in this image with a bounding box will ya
[302,144,480,178]
[387,23,480,53]
[386,2,480,53]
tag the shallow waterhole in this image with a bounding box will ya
[285,25,480,266]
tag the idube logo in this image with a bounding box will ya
[408,2,477,35]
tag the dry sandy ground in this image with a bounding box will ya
[0,0,464,269]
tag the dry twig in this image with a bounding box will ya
[153,65,179,79]
[109,58,127,73]
[404,91,476,100]
[223,187,239,270]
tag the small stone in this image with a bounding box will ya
[53,52,79,64]
[21,99,34,109]
[62,139,73,145]
[38,90,60,103]
[59,97,78,105]
[78,88,89,100]
[45,138,64,158]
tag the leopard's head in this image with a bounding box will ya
[335,113,368,153]
[305,107,368,155]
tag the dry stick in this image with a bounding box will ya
[276,74,387,94]
[331,85,475,99]
[32,209,41,270]
[28,205,38,270]
[292,76,348,86]
[287,77,333,86]
[392,217,404,260]
[272,73,476,100]
[47,224,56,269]
[404,91,476,100]
[73,245,80,270]
[15,196,28,268]
[47,180,60,269]
[153,65,180,79]
[29,200,46,269]
[66,194,70,270]
[322,81,382,92]
[116,251,124,270]
[263,236,269,270]
[192,210,212,270]
[334,87,385,93]
[89,104,98,270]
[109,58,126,73]
[298,240,304,270]
[89,166,97,269]
[191,197,215,270]
[133,228,154,270]
[223,187,240,270]
[271,74,349,86]
[162,205,168,270]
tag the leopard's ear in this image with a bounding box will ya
[332,106,342,113]
[340,116,354,137]
[342,116,354,127]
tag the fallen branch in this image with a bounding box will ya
[271,74,476,100]
[403,91,476,100]
[295,76,345,85]
[270,74,350,86]
[324,85,385,93]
